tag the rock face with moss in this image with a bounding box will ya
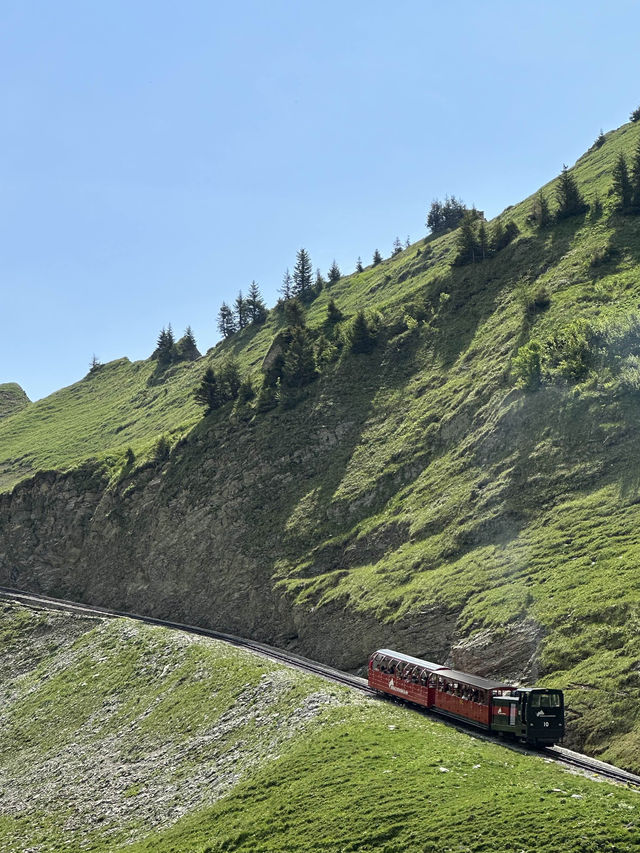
[2,120,640,774]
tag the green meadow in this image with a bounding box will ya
[1,602,638,853]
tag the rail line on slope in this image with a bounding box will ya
[1,585,639,788]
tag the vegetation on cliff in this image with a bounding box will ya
[2,118,640,776]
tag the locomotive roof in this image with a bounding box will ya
[373,649,443,671]
[436,667,514,691]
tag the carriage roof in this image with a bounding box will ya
[372,649,443,671]
[435,667,514,691]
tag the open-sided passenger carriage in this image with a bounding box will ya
[368,649,564,746]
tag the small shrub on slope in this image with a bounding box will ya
[512,340,542,390]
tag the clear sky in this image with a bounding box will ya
[2,0,640,401]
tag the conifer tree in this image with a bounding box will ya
[349,310,377,354]
[155,325,176,365]
[328,260,341,284]
[292,248,313,297]
[372,249,382,266]
[281,327,317,389]
[427,196,466,234]
[234,291,248,329]
[555,165,588,221]
[177,325,200,361]
[405,236,411,249]
[315,268,326,290]
[594,129,606,149]
[612,152,633,212]
[246,280,267,324]
[491,219,519,252]
[630,140,640,212]
[392,237,403,256]
[454,212,479,265]
[630,105,640,123]
[477,221,489,261]
[280,268,293,300]
[218,356,242,401]
[194,367,221,414]
[325,298,343,326]
[530,191,552,229]
[217,302,237,338]
[426,199,444,233]
[490,219,505,253]
[356,257,364,273]
[284,298,305,327]
[183,325,197,349]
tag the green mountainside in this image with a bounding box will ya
[2,119,640,775]
[2,601,638,853]
[0,383,29,421]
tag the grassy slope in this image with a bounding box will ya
[0,382,29,420]
[1,601,639,853]
[2,121,640,771]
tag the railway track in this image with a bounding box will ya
[1,585,639,789]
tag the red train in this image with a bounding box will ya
[368,648,564,746]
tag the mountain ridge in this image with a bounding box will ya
[2,118,640,772]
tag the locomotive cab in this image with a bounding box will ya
[521,688,564,746]
[491,688,564,745]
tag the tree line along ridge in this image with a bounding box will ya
[190,132,640,426]
[104,109,640,450]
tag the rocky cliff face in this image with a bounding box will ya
[0,413,462,673]
[0,355,556,680]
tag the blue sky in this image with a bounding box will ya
[2,0,640,400]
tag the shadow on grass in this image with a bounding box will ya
[426,215,589,368]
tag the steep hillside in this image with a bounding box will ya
[1,601,638,853]
[2,120,640,773]
[0,383,29,420]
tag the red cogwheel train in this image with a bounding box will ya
[368,649,564,746]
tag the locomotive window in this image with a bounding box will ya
[530,693,561,708]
